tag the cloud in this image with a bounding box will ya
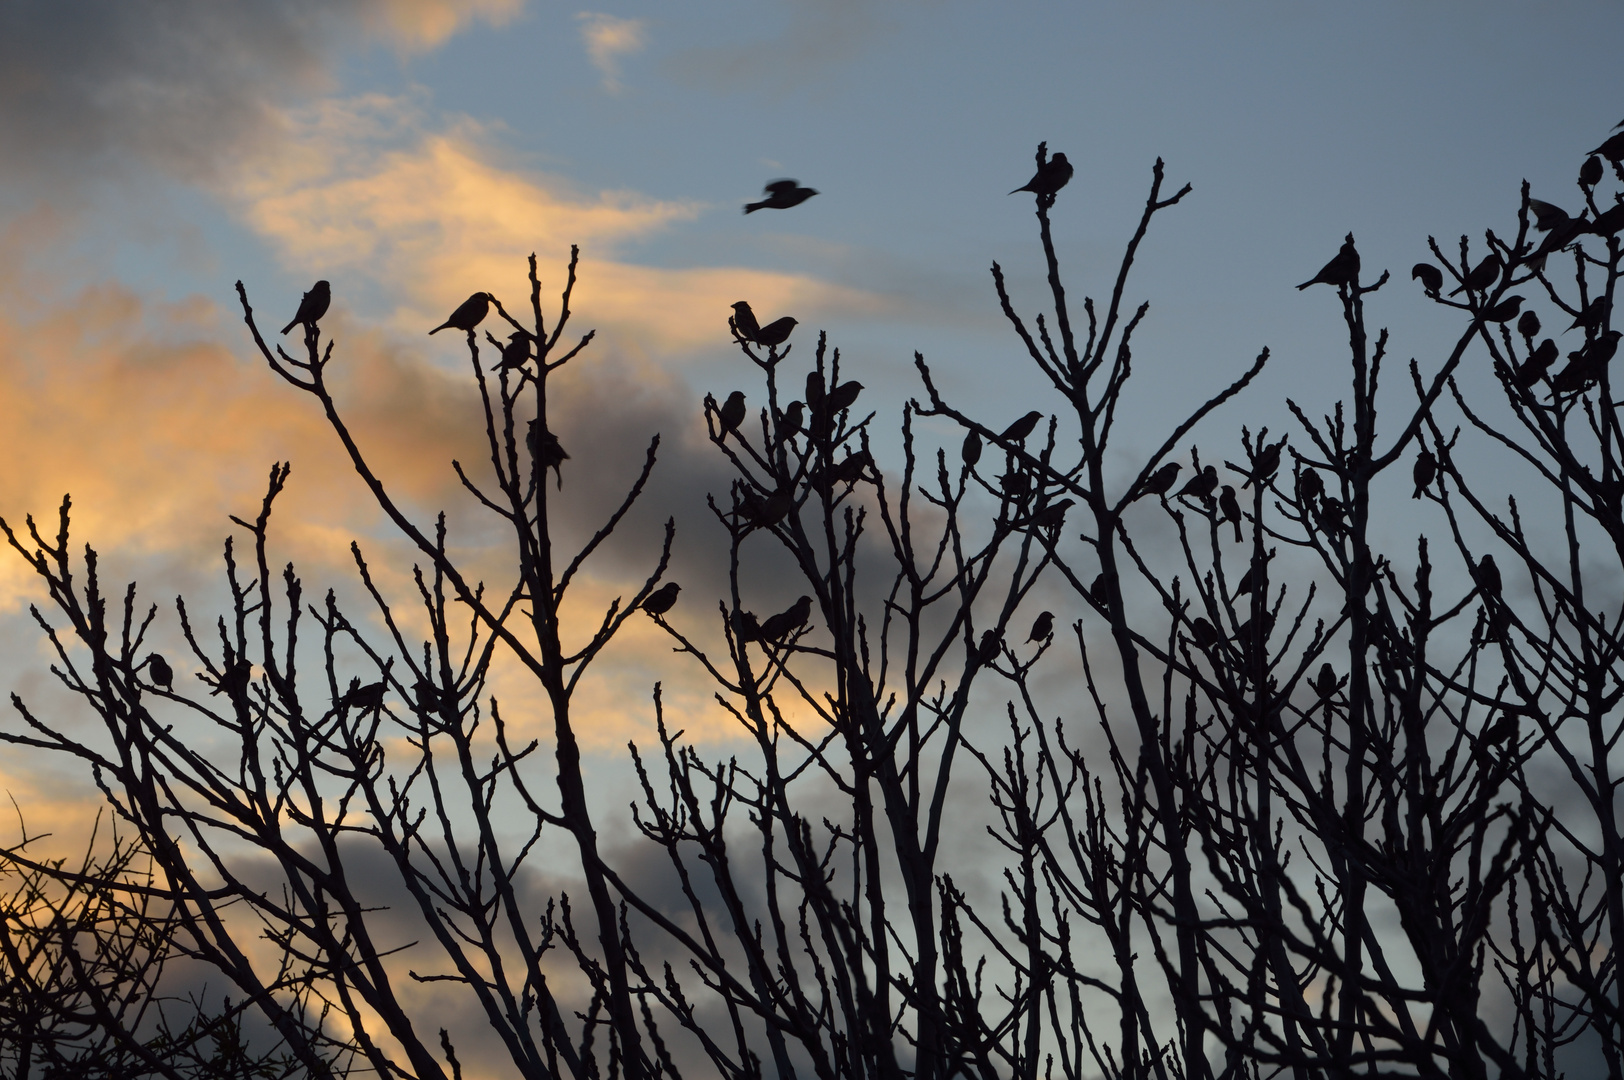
[663,0,887,96]
[0,0,517,194]
[576,12,648,94]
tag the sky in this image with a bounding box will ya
[0,0,1620,1069]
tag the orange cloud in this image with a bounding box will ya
[363,0,524,53]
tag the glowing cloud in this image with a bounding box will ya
[576,12,648,93]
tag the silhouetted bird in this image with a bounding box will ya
[414,680,441,712]
[1411,263,1443,295]
[812,450,875,490]
[1591,204,1624,238]
[1010,153,1074,197]
[976,629,1002,665]
[1481,295,1524,324]
[1136,462,1181,501]
[742,491,794,528]
[779,401,805,440]
[1412,449,1436,499]
[1244,442,1283,489]
[1089,573,1110,607]
[1236,553,1273,597]
[805,371,826,414]
[1313,663,1338,700]
[1297,234,1359,291]
[1297,468,1325,505]
[526,421,570,488]
[1528,199,1573,232]
[1515,338,1558,388]
[1025,498,1074,531]
[281,280,331,335]
[999,411,1045,443]
[1189,617,1220,649]
[1567,296,1609,333]
[718,391,747,436]
[1482,714,1518,745]
[1450,254,1502,296]
[1177,465,1218,502]
[1473,554,1502,600]
[1581,155,1605,189]
[825,380,864,416]
[1027,611,1054,642]
[342,680,387,711]
[758,595,813,642]
[213,658,252,701]
[732,609,761,643]
[1218,485,1242,541]
[642,582,681,616]
[962,430,982,466]
[1551,330,1621,393]
[1000,471,1031,499]
[430,293,493,334]
[754,317,798,348]
[498,332,531,371]
[731,301,761,340]
[745,179,818,214]
[145,653,173,689]
[1517,309,1541,339]
[1590,131,1624,163]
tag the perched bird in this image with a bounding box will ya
[1450,254,1502,296]
[1235,553,1273,597]
[1481,295,1524,324]
[1528,199,1573,233]
[1517,309,1541,339]
[731,301,761,341]
[976,629,1003,665]
[1591,204,1624,239]
[754,317,798,348]
[1567,296,1609,334]
[1581,155,1605,189]
[804,371,826,414]
[740,491,795,528]
[1189,617,1220,649]
[145,653,173,690]
[758,595,813,642]
[962,430,983,467]
[1411,263,1443,295]
[1000,471,1032,499]
[526,422,570,488]
[430,293,493,335]
[1176,465,1218,502]
[213,658,253,701]
[1473,554,1502,600]
[718,391,748,436]
[414,680,442,712]
[1218,485,1242,542]
[1515,338,1558,388]
[732,609,762,643]
[280,280,331,336]
[1297,468,1325,505]
[1136,462,1181,501]
[642,582,681,616]
[1089,573,1110,607]
[1412,449,1437,499]
[498,332,532,371]
[1482,714,1519,745]
[1027,611,1054,643]
[1551,331,1622,393]
[342,680,387,711]
[1297,234,1360,291]
[1026,498,1074,531]
[824,380,864,416]
[999,411,1045,443]
[1590,131,1624,164]
[1244,442,1283,489]
[779,401,805,440]
[1313,663,1338,700]
[1010,153,1074,197]
[745,179,818,214]
[812,450,875,490]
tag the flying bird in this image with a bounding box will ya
[1135,462,1181,501]
[1411,263,1443,295]
[1177,465,1218,502]
[745,179,818,214]
[1412,449,1437,499]
[758,595,813,642]
[642,582,681,616]
[718,391,748,436]
[999,411,1045,443]
[1218,485,1242,541]
[144,653,173,690]
[731,301,761,341]
[1297,234,1359,291]
[281,280,331,335]
[1450,254,1502,296]
[754,317,798,348]
[1027,611,1054,643]
[1581,155,1605,189]
[430,293,493,335]
[1527,199,1573,233]
[1011,153,1074,197]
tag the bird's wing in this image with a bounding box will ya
[764,179,799,194]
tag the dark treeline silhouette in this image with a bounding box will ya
[0,133,1621,1078]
